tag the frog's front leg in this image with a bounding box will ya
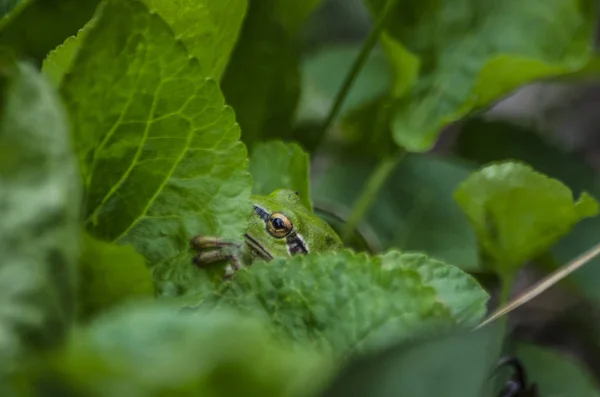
[190,235,242,279]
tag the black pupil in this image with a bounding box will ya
[272,217,286,230]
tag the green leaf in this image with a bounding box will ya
[455,118,600,301]
[312,154,480,271]
[379,32,419,98]
[380,252,487,324]
[454,161,598,273]
[139,0,247,81]
[42,33,84,87]
[0,60,81,377]
[249,140,312,210]
[77,233,154,321]
[516,343,600,397]
[0,0,101,65]
[221,0,302,145]
[363,0,598,152]
[32,304,333,397]
[319,325,502,397]
[195,249,488,356]
[60,0,252,293]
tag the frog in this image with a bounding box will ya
[190,189,343,278]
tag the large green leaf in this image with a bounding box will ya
[454,162,598,273]
[516,343,600,397]
[60,0,252,293]
[77,233,154,320]
[0,0,101,65]
[27,304,333,397]
[249,140,311,210]
[319,325,502,397]
[191,249,488,356]
[222,0,321,144]
[0,60,81,378]
[312,154,479,271]
[455,118,600,301]
[364,0,598,152]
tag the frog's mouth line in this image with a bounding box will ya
[244,233,274,261]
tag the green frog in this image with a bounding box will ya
[190,189,343,278]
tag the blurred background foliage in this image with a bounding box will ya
[222,0,600,391]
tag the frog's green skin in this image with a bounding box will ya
[191,189,343,278]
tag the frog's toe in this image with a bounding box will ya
[190,235,239,250]
[192,250,228,267]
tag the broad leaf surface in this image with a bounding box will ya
[60,0,252,292]
[0,61,81,377]
[31,304,333,397]
[249,141,311,210]
[516,343,600,397]
[312,155,479,271]
[454,162,598,273]
[456,118,600,301]
[221,0,307,144]
[193,249,488,356]
[380,252,486,324]
[319,325,502,397]
[78,233,154,320]
[364,0,598,152]
[0,0,101,65]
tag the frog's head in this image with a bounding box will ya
[245,189,343,260]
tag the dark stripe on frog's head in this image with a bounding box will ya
[253,205,308,256]
[253,205,269,221]
[286,231,308,255]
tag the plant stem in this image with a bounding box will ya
[340,151,404,242]
[478,240,600,330]
[318,0,399,139]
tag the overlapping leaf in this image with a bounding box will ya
[456,118,600,300]
[28,305,333,397]
[192,249,488,356]
[59,0,252,293]
[0,60,81,378]
[454,162,598,273]
[364,0,598,151]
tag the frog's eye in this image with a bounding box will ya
[267,213,293,238]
